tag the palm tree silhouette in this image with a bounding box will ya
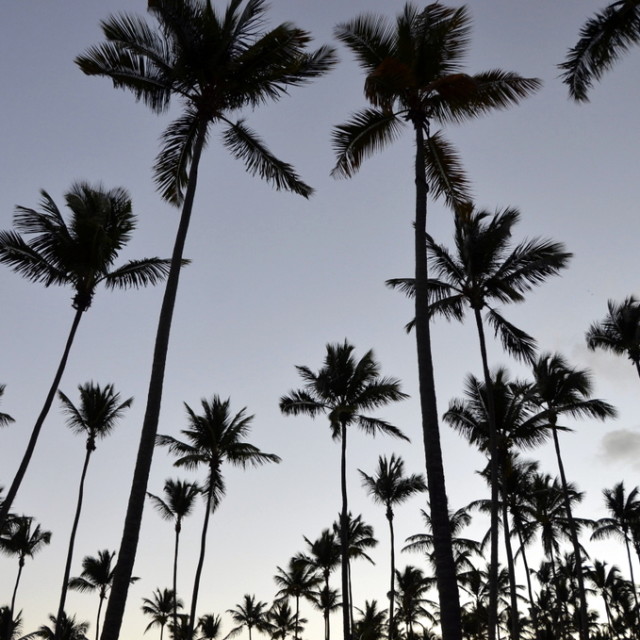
[353,600,387,640]
[35,614,89,640]
[158,395,280,638]
[584,560,625,633]
[141,588,182,640]
[225,595,270,640]
[197,614,223,640]
[0,606,23,640]
[68,550,137,640]
[147,478,201,634]
[0,183,170,527]
[559,1,640,102]
[308,587,341,640]
[0,385,15,429]
[394,565,436,640]
[332,8,540,635]
[586,296,640,380]
[0,515,51,618]
[359,455,426,639]
[55,383,133,633]
[280,340,407,640]
[76,6,336,633]
[267,601,305,640]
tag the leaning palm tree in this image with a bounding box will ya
[280,340,408,640]
[0,385,15,429]
[157,395,280,639]
[0,516,51,618]
[359,455,426,640]
[0,183,170,527]
[225,595,270,640]
[586,296,640,381]
[141,588,182,640]
[68,550,137,640]
[55,383,133,633]
[76,6,336,635]
[147,478,200,634]
[559,0,640,102]
[332,7,540,638]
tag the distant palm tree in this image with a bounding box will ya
[225,595,270,640]
[0,385,15,429]
[0,182,170,527]
[332,7,540,636]
[76,5,336,635]
[359,455,426,639]
[0,606,23,640]
[147,478,200,633]
[307,587,341,640]
[584,560,625,633]
[0,516,51,618]
[55,383,133,633]
[586,296,640,380]
[267,602,305,640]
[158,396,280,638]
[68,550,137,640]
[197,614,223,640]
[394,565,436,640]
[35,614,89,640]
[353,601,387,640]
[141,588,182,640]
[281,340,408,640]
[559,0,640,101]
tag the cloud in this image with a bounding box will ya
[598,429,640,469]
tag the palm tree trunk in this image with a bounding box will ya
[10,557,24,618]
[387,509,395,640]
[101,124,207,640]
[96,593,106,640]
[500,486,519,640]
[550,424,590,640]
[189,478,214,639]
[173,520,181,639]
[294,595,300,640]
[622,532,640,625]
[514,524,538,638]
[0,306,84,528]
[324,569,330,640]
[55,443,94,639]
[413,121,462,640]
[472,307,500,640]
[339,419,351,640]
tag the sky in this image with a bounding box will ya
[1,0,639,638]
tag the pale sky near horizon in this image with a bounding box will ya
[1,1,640,638]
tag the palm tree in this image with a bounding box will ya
[332,7,540,638]
[267,602,304,640]
[68,550,137,640]
[559,1,640,102]
[394,565,436,640]
[55,383,133,633]
[198,614,223,640]
[528,352,616,639]
[585,296,640,380]
[35,614,89,640]
[147,478,200,634]
[158,395,280,639]
[0,182,170,527]
[0,606,24,640]
[76,6,336,635]
[225,595,270,640]
[274,557,322,640]
[280,340,408,640]
[353,601,388,640]
[0,385,15,429]
[307,587,341,640]
[0,516,51,618]
[141,588,182,640]
[584,560,625,633]
[359,455,426,639]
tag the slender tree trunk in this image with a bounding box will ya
[622,532,640,626]
[500,485,519,640]
[550,423,590,640]
[10,558,24,618]
[472,308,500,640]
[101,125,207,640]
[324,570,330,640]
[412,121,462,640]
[295,595,300,640]
[189,477,215,639]
[55,442,94,639]
[0,307,84,527]
[387,508,396,640]
[96,593,106,640]
[339,419,351,640]
[173,519,181,638]
[514,524,538,638]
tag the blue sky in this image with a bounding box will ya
[1,1,639,637]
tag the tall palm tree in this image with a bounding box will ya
[0,516,51,618]
[0,183,170,527]
[0,385,15,429]
[359,455,426,639]
[274,557,322,640]
[35,614,89,640]
[68,550,137,640]
[76,6,336,635]
[141,588,182,640]
[332,7,540,638]
[158,395,280,639]
[55,383,133,634]
[280,340,408,640]
[225,595,270,640]
[528,352,616,639]
[585,296,640,380]
[147,478,200,634]
[559,0,640,102]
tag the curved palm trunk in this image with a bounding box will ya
[387,508,396,640]
[550,424,590,640]
[339,420,351,640]
[499,483,520,640]
[95,592,107,640]
[173,518,182,638]
[472,308,500,640]
[10,557,24,618]
[0,307,84,527]
[101,125,207,640]
[413,122,462,640]
[514,524,538,638]
[55,442,94,639]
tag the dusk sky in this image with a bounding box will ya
[1,1,639,638]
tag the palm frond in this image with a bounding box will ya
[102,257,174,290]
[355,415,410,441]
[424,130,471,209]
[486,308,537,363]
[334,13,396,72]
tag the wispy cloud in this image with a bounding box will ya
[598,429,640,469]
